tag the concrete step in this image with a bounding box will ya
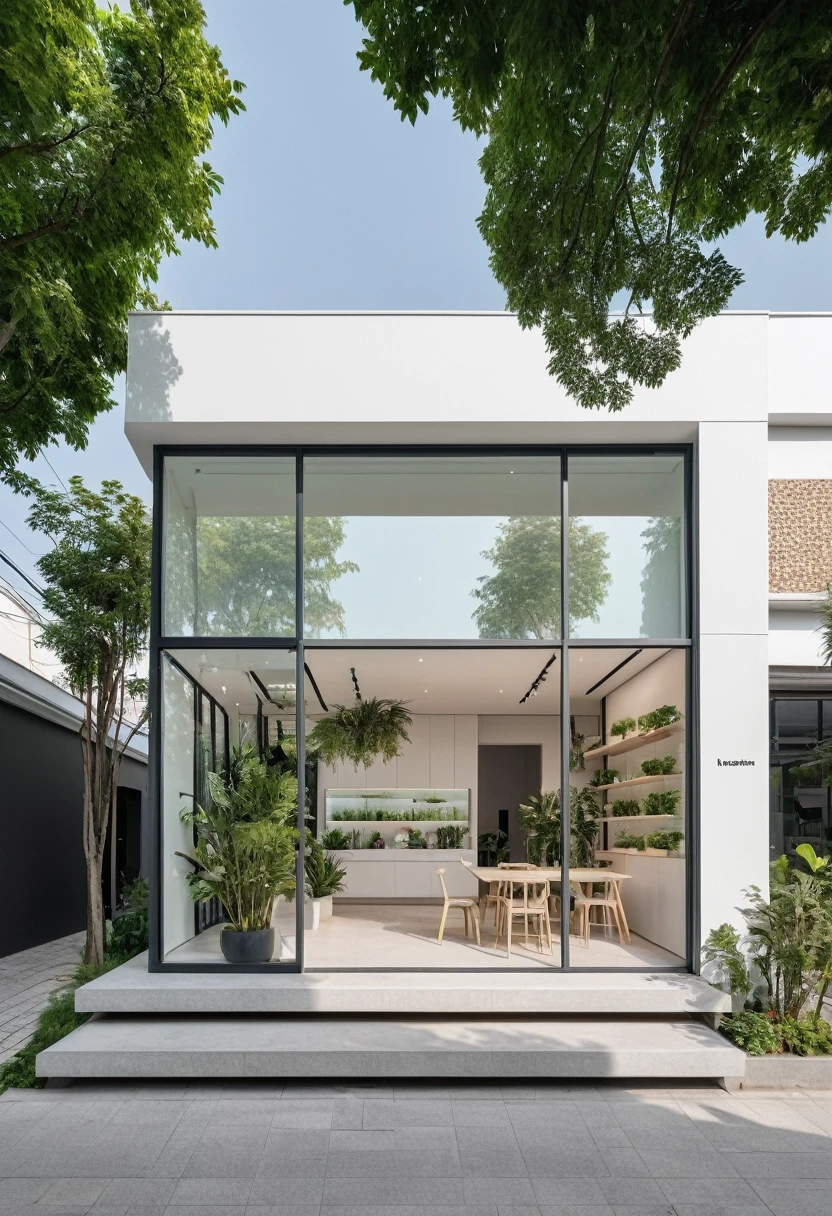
[37,1015,745,1081]
[75,954,730,1016]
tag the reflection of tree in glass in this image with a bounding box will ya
[640,516,682,638]
[194,516,358,637]
[472,517,610,638]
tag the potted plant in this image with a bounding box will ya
[638,704,682,732]
[640,755,677,776]
[321,827,352,850]
[303,836,347,928]
[519,787,601,867]
[177,746,298,964]
[610,717,636,739]
[308,695,412,767]
[589,767,619,787]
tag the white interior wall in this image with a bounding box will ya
[162,659,197,955]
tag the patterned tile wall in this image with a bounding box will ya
[768,479,832,592]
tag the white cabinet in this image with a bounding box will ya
[337,851,478,901]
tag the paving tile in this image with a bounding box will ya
[93,1178,176,1208]
[245,1207,321,1216]
[360,1100,454,1128]
[331,1097,362,1130]
[165,1208,246,1215]
[323,1176,465,1204]
[319,1208,497,1216]
[324,1150,462,1178]
[460,1153,530,1179]
[254,1156,328,1180]
[181,1149,264,1179]
[39,1178,111,1207]
[731,1152,832,1179]
[596,1180,667,1205]
[536,1207,613,1216]
[247,1177,325,1206]
[456,1128,521,1153]
[657,1177,760,1204]
[463,1179,536,1205]
[209,1101,279,1126]
[172,1179,254,1206]
[530,1180,607,1204]
[452,1101,513,1127]
[269,1100,334,1129]
[670,1207,770,1216]
[0,1177,53,1203]
[637,1148,741,1179]
[521,1150,612,1179]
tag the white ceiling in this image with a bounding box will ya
[167,646,669,717]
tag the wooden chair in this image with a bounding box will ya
[570,877,628,948]
[494,877,553,956]
[435,867,481,945]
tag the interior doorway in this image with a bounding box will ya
[477,745,542,862]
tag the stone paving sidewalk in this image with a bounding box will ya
[0,933,85,1066]
[1,1076,832,1213]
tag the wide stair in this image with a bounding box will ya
[37,956,744,1083]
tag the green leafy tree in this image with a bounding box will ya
[349,1,831,411]
[472,517,610,638]
[28,477,151,966]
[821,584,832,666]
[0,0,243,481]
[165,514,358,636]
[640,516,682,636]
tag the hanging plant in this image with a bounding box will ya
[308,696,412,768]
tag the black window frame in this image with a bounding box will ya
[148,443,698,974]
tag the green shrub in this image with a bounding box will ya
[641,789,681,815]
[640,756,677,776]
[702,924,752,999]
[108,878,149,955]
[321,827,351,850]
[304,836,347,897]
[719,1011,782,1056]
[610,717,636,738]
[779,1016,832,1056]
[609,799,641,817]
[436,824,467,849]
[614,832,645,850]
[589,768,619,787]
[646,829,684,851]
[639,705,682,731]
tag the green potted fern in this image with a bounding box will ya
[303,836,347,928]
[308,696,412,767]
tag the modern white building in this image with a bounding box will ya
[38,310,832,1082]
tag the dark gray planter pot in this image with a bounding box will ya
[220,927,275,964]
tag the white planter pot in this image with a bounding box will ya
[304,897,332,930]
[318,894,333,921]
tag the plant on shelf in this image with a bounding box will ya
[608,799,641,817]
[478,830,510,866]
[436,824,467,849]
[176,746,297,964]
[589,768,619,787]
[610,717,636,739]
[569,727,585,772]
[519,787,600,868]
[641,789,681,815]
[646,829,684,852]
[640,756,677,776]
[321,827,352,851]
[308,695,412,767]
[614,831,645,850]
[638,705,682,732]
[704,846,832,1056]
[304,836,347,898]
[423,796,446,804]
[367,830,385,849]
[349,828,363,849]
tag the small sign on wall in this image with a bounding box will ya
[716,758,756,767]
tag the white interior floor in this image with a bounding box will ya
[165,902,684,969]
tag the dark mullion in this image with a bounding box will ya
[685,442,700,974]
[295,452,306,972]
[560,455,571,970]
[148,447,164,970]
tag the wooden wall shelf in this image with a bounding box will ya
[583,722,684,761]
[590,772,683,792]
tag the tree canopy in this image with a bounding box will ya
[472,516,610,638]
[349,1,832,410]
[0,0,243,481]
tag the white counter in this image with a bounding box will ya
[335,850,478,900]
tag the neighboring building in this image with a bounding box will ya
[0,652,148,956]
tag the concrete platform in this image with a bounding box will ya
[75,953,730,1015]
[37,1015,745,1080]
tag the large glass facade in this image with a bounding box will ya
[769,695,832,861]
[568,455,686,639]
[303,455,561,639]
[153,447,693,972]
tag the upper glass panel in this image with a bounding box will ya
[302,455,561,639]
[163,456,296,637]
[568,454,686,639]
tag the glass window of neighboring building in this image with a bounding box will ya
[162,456,296,637]
[302,455,562,639]
[568,454,686,639]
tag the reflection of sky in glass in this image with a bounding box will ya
[321,515,503,638]
[318,513,681,639]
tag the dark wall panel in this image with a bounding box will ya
[0,702,148,958]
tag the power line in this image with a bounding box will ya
[41,453,68,493]
[0,516,41,556]
[0,548,45,598]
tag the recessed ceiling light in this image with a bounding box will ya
[499,689,503,694]
[235,702,240,707]
[418,658,423,663]
[424,689,428,693]
[221,685,227,694]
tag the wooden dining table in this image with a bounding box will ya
[469,865,632,949]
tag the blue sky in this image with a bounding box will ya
[2,0,832,599]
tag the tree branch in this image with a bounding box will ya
[0,124,91,161]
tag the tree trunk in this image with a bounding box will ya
[85,851,106,966]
